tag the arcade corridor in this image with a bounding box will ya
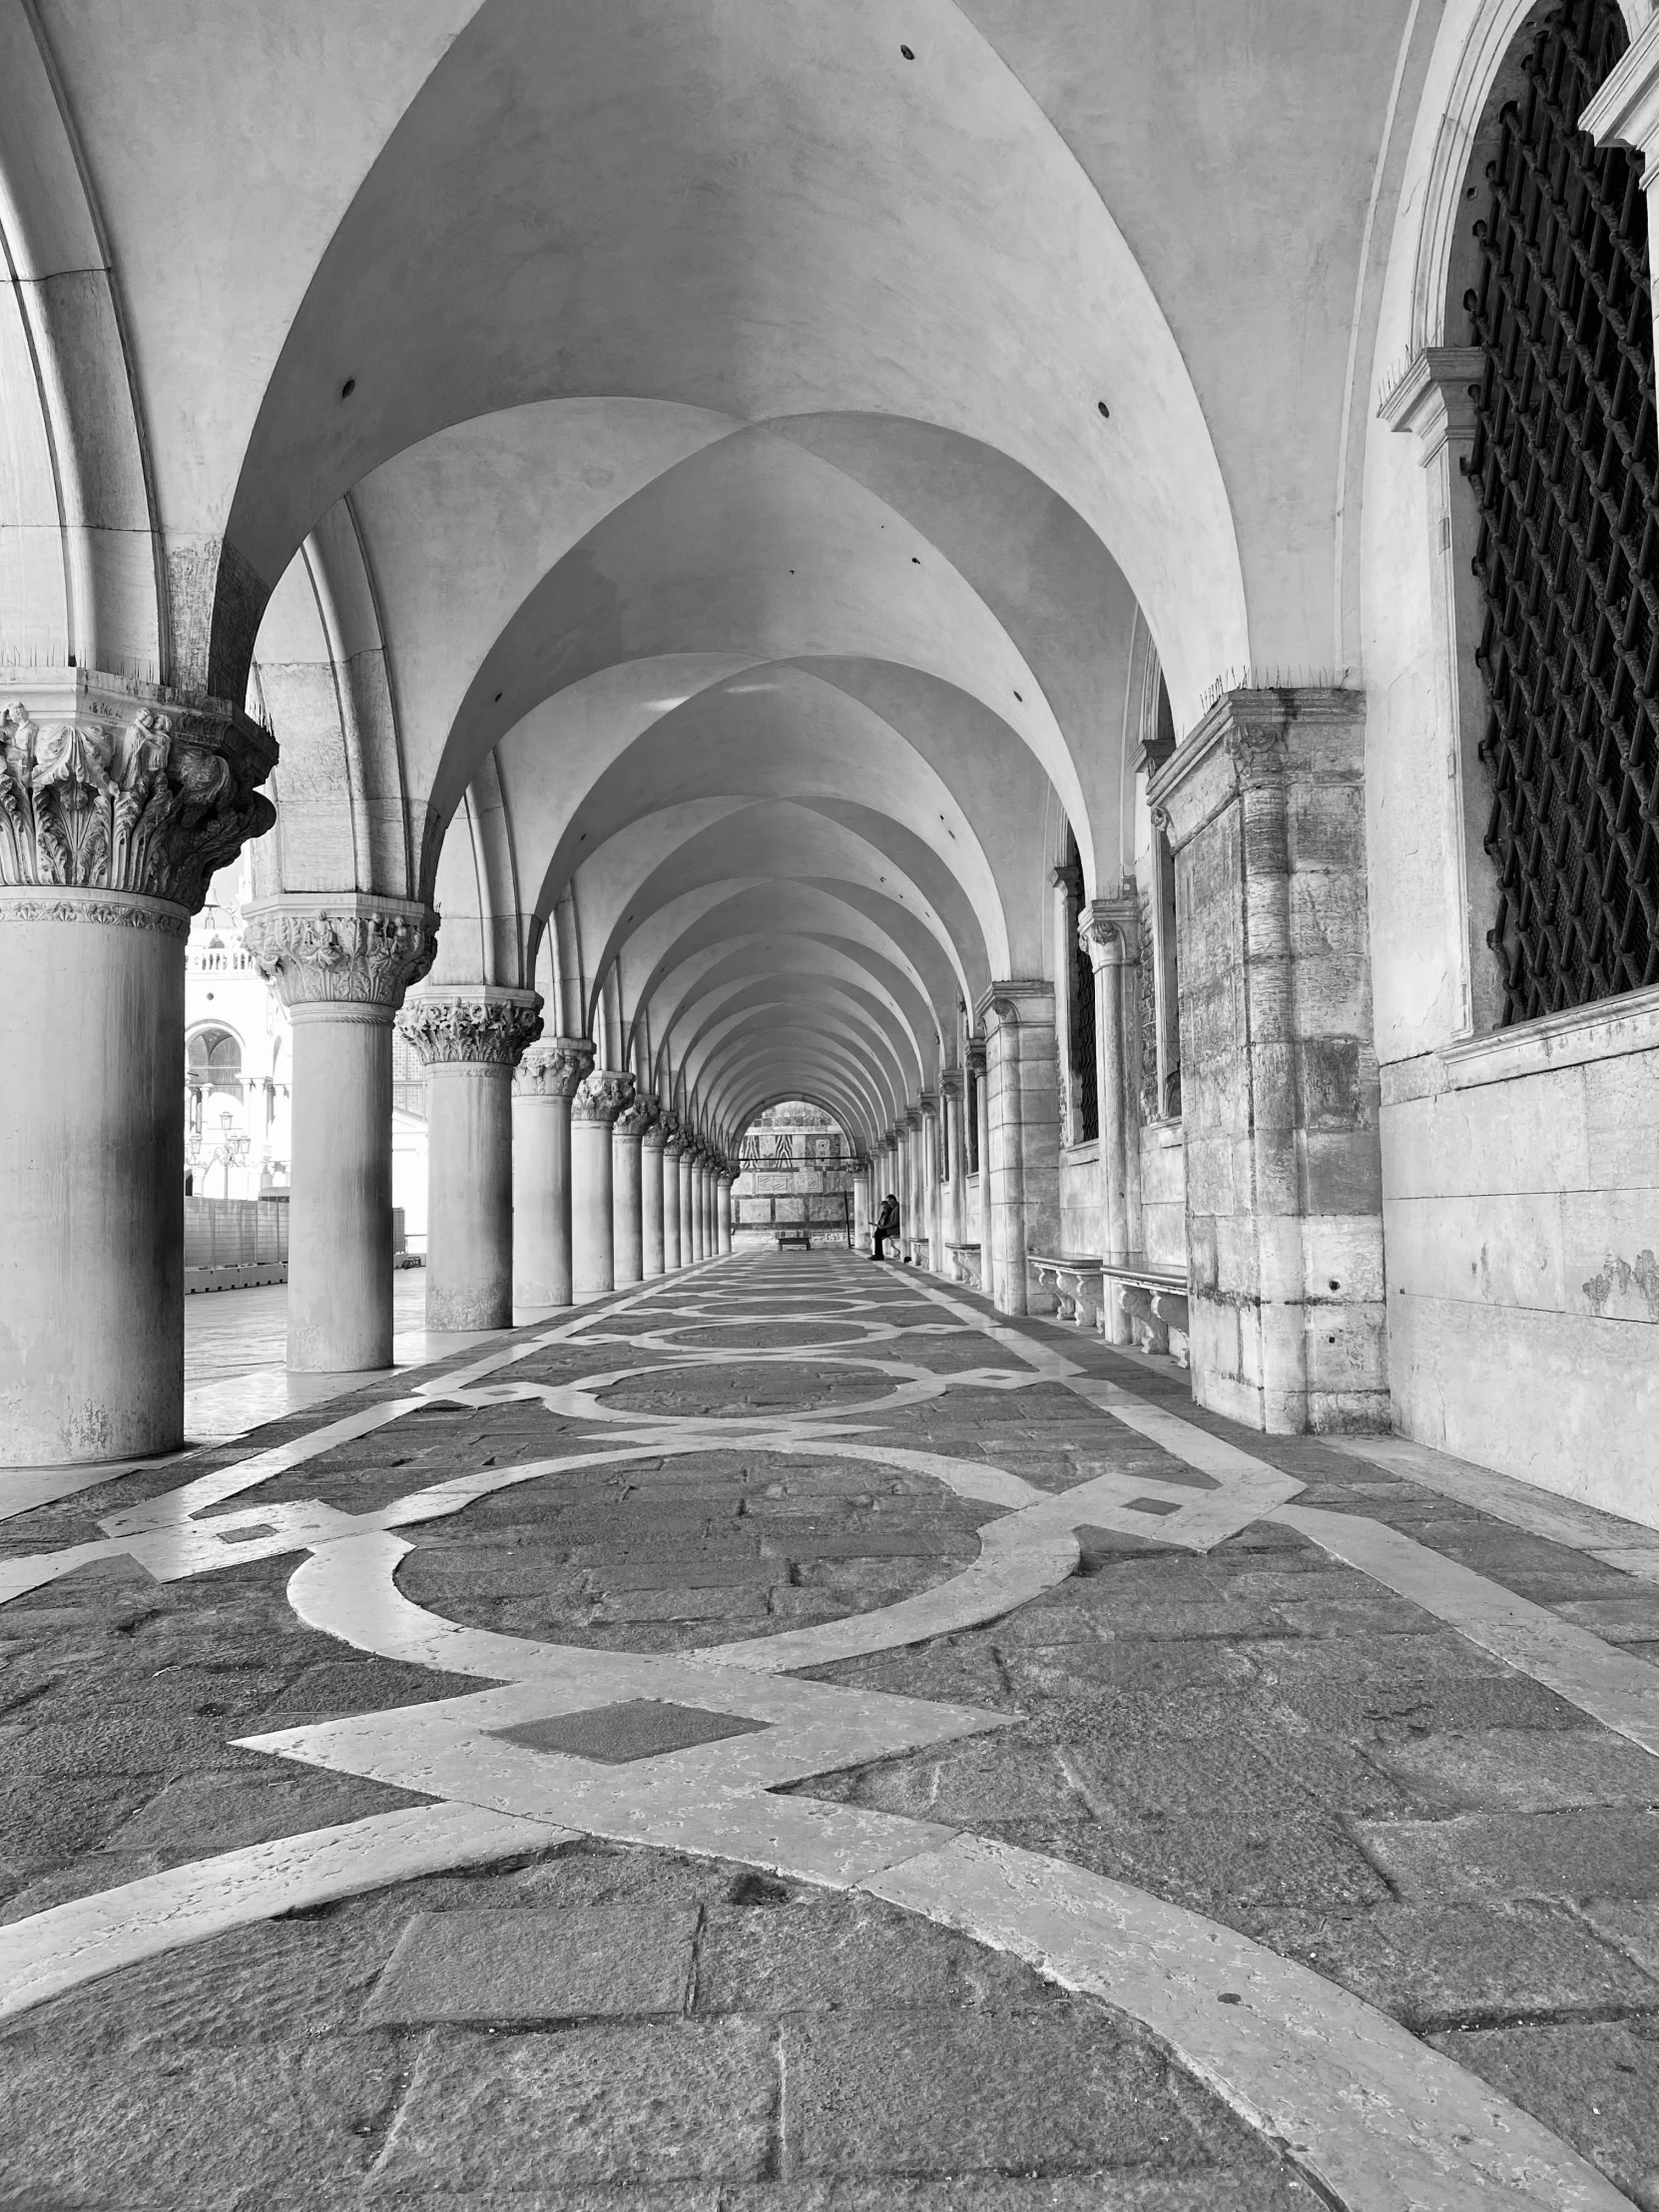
[3,1253,1658,2207]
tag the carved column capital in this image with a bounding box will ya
[1078,896,1141,971]
[640,1103,670,1151]
[660,1116,686,1160]
[903,1105,923,1133]
[938,1067,964,1103]
[614,1092,659,1141]
[965,1036,987,1078]
[0,671,276,919]
[918,1091,939,1123]
[396,988,543,1068]
[514,1035,594,1100]
[572,1068,634,1127]
[243,892,438,1014]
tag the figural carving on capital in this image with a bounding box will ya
[244,899,438,1010]
[660,1115,685,1158]
[1078,898,1141,971]
[572,1068,634,1126]
[0,682,276,916]
[614,1092,659,1141]
[514,1036,594,1100]
[965,1035,987,1076]
[395,992,543,1068]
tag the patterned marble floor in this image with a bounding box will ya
[3,1251,1659,2209]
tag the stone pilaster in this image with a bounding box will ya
[1078,895,1143,1273]
[1149,687,1385,1434]
[512,1037,594,1311]
[0,672,277,1464]
[397,988,542,1331]
[243,892,438,1372]
[977,982,1060,1316]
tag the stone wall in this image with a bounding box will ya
[1381,1002,1659,1529]
[1140,1120,1186,1271]
[1058,1142,1102,1256]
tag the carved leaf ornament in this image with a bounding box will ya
[0,702,274,912]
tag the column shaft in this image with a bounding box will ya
[288,1007,396,1369]
[0,897,188,1462]
[570,1072,632,1301]
[973,1052,992,1297]
[400,990,543,1334]
[612,1103,652,1289]
[679,1149,696,1265]
[642,1136,667,1278]
[663,1140,684,1271]
[511,1038,591,1311]
[425,1063,514,1327]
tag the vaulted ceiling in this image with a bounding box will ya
[3,0,1428,1147]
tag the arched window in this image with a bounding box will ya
[187,1027,243,1086]
[1060,827,1099,1144]
[1467,0,1658,1021]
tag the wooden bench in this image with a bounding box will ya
[1030,1252,1191,1368]
[946,1242,983,1293]
[776,1228,812,1250]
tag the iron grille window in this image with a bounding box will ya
[1468,0,1659,1022]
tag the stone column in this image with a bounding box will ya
[678,1140,696,1267]
[641,1113,668,1278]
[246,891,436,1373]
[901,1109,921,1263]
[852,1160,870,1252]
[571,1069,633,1300]
[941,1068,966,1270]
[1149,688,1385,1433]
[1079,896,1142,1274]
[397,989,543,1330]
[0,678,275,1462]
[612,1095,654,1288]
[970,1038,992,1293]
[661,1121,685,1272]
[718,1166,735,1253]
[980,984,1061,1317]
[512,1037,593,1310]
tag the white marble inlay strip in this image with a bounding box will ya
[1333,1434,1659,1584]
[1278,1503,1659,1756]
[865,1833,1632,2212]
[0,1804,568,2025]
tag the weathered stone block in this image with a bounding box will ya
[364,1907,698,2023]
[1302,1130,1383,1216]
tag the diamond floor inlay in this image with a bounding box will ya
[492,1699,772,1764]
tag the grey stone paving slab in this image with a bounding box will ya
[0,2039,404,2209]
[783,2008,1225,2180]
[0,1776,158,1875]
[0,1906,406,2052]
[107,1765,426,1855]
[1245,1901,1659,2028]
[1430,2021,1659,2212]
[364,1906,699,2022]
[371,2021,779,2192]
[1579,1897,1659,1977]
[718,2181,1321,2211]
[693,1897,1058,2015]
[1370,1725,1659,1812]
[600,1585,775,1624]
[1357,1808,1659,1901]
